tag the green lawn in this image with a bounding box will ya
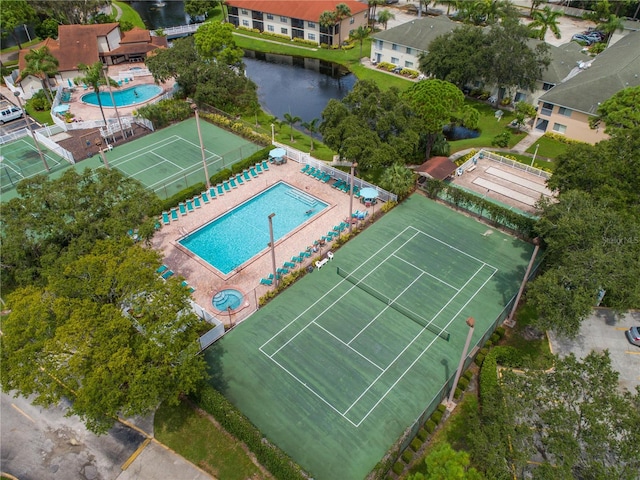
[502,302,554,370]
[526,135,569,159]
[25,104,53,126]
[154,399,268,480]
[113,1,145,28]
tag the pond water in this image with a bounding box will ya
[443,125,481,141]
[130,1,190,29]
[243,51,356,136]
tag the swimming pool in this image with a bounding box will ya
[179,182,328,274]
[81,84,162,107]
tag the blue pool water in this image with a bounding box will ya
[212,289,244,311]
[179,182,328,274]
[81,84,162,107]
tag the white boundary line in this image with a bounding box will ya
[259,226,498,425]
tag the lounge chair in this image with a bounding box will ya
[249,167,258,178]
[277,267,289,275]
[156,265,168,274]
[236,174,244,185]
[209,187,217,199]
[262,160,269,170]
[201,191,210,203]
[217,184,225,195]
[229,178,237,188]
[301,164,310,174]
[306,167,316,177]
[255,163,263,173]
[179,203,187,215]
[223,181,231,192]
[267,273,274,280]
[283,261,296,269]
[322,173,332,183]
[260,278,273,286]
[162,211,170,225]
[193,196,202,208]
[161,269,174,279]
[171,208,179,221]
[300,251,311,258]
[332,179,345,189]
[243,170,251,181]
[186,199,194,212]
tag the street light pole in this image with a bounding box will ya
[268,213,278,289]
[348,162,357,234]
[191,102,211,188]
[14,91,49,172]
[271,123,275,144]
[505,237,541,327]
[103,66,125,141]
[447,317,475,409]
[530,144,539,167]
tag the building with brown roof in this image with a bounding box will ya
[415,156,458,181]
[225,0,368,45]
[16,24,167,98]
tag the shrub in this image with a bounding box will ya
[457,377,469,391]
[138,99,191,129]
[490,332,500,344]
[479,350,499,404]
[417,428,429,441]
[493,345,525,368]
[410,438,422,452]
[495,326,506,338]
[491,131,511,148]
[431,410,443,424]
[425,420,436,433]
[484,340,493,349]
[437,403,447,413]
[392,461,404,475]
[475,353,485,366]
[401,449,414,463]
[454,387,463,399]
[159,182,205,213]
[463,369,473,381]
[479,347,489,357]
[28,90,51,111]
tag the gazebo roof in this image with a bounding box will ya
[416,156,457,180]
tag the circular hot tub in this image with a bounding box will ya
[212,289,244,312]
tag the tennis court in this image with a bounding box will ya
[104,118,261,198]
[0,136,66,192]
[205,195,535,480]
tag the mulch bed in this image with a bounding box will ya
[57,123,152,164]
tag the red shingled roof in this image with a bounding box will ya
[121,27,151,44]
[226,0,368,22]
[416,156,458,180]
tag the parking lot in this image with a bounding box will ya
[548,309,640,392]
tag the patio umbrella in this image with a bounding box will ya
[269,147,286,158]
[53,104,70,114]
[67,78,73,88]
[359,187,379,201]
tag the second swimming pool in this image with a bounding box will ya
[179,182,328,274]
[81,84,162,107]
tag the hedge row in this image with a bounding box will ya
[191,386,306,480]
[479,350,499,405]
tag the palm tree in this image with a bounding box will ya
[367,0,385,28]
[21,47,59,104]
[597,14,625,47]
[335,3,352,46]
[350,26,370,57]
[379,163,415,200]
[75,61,118,127]
[319,10,338,46]
[377,9,395,30]
[529,6,562,41]
[283,112,301,141]
[301,118,320,151]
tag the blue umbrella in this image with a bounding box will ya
[67,78,73,88]
[359,187,378,200]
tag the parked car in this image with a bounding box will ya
[626,326,640,347]
[572,34,594,45]
[583,32,604,43]
[0,104,24,124]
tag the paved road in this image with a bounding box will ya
[1,392,213,480]
[548,309,640,392]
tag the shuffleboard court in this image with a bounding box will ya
[485,166,551,194]
[204,195,535,479]
[473,177,538,206]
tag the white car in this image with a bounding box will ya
[0,104,24,124]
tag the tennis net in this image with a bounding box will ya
[336,266,450,341]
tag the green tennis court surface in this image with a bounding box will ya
[1,137,66,192]
[104,118,261,198]
[205,195,534,479]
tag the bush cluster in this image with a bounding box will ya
[479,349,499,403]
[401,449,414,463]
[28,90,51,111]
[200,112,270,146]
[137,99,191,129]
[543,131,586,145]
[192,386,307,480]
[410,438,422,452]
[491,131,511,148]
[392,461,404,474]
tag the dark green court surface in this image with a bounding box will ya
[206,194,534,480]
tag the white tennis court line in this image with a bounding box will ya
[473,177,538,206]
[259,226,499,425]
[312,321,385,371]
[485,166,551,195]
[391,255,460,291]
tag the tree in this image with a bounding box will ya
[30,0,110,25]
[1,238,208,434]
[407,442,485,480]
[528,0,545,17]
[367,0,385,28]
[418,25,485,89]
[590,86,640,135]
[283,112,301,141]
[403,79,465,159]
[512,101,537,130]
[0,169,160,290]
[76,61,119,127]
[21,46,59,104]
[319,10,338,45]
[350,25,369,57]
[35,18,60,39]
[193,21,244,66]
[377,9,395,30]
[335,3,352,45]
[528,6,562,40]
[433,0,460,16]
[379,163,415,199]
[597,13,625,46]
[301,118,320,151]
[501,351,640,479]
[184,0,219,20]
[0,0,36,49]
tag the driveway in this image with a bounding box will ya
[548,309,640,392]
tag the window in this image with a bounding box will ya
[391,57,399,64]
[281,27,288,34]
[406,47,412,54]
[280,16,288,22]
[392,43,398,51]
[558,107,572,117]
[242,20,249,27]
[350,17,354,24]
[241,9,248,15]
[308,33,315,41]
[404,61,413,68]
[553,123,567,134]
[267,25,274,32]
[266,13,273,20]
[375,40,383,49]
[514,92,526,103]
[540,102,553,116]
[542,82,554,91]
[308,21,315,28]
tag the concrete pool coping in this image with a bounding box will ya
[151,160,374,327]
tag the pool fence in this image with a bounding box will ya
[460,149,551,179]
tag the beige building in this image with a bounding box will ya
[225,0,369,46]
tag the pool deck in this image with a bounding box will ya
[59,65,174,123]
[151,160,374,326]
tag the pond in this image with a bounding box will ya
[243,51,356,137]
[443,125,480,141]
[130,1,191,29]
